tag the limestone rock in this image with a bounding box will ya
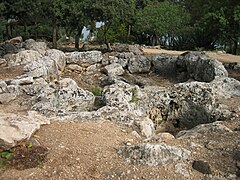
[24,56,59,82]
[0,58,7,67]
[65,51,102,66]
[24,39,47,54]
[4,50,42,66]
[102,80,140,109]
[0,93,17,104]
[210,77,240,98]
[0,42,19,57]
[45,49,66,72]
[0,111,50,148]
[66,64,83,72]
[8,36,23,44]
[176,121,233,138]
[32,78,95,115]
[134,117,155,138]
[177,52,228,82]
[152,54,178,76]
[128,56,151,73]
[104,63,125,76]
[10,77,34,85]
[118,143,190,166]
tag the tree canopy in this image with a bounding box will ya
[0,0,240,54]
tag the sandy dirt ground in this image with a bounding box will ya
[142,48,240,63]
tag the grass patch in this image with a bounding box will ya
[91,87,102,96]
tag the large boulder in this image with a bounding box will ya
[177,52,228,82]
[32,78,95,115]
[45,49,66,73]
[176,121,233,139]
[0,111,50,148]
[24,39,47,54]
[0,42,19,57]
[24,56,59,82]
[136,82,216,129]
[210,77,240,98]
[65,51,102,66]
[118,143,190,166]
[128,56,151,73]
[0,80,19,104]
[152,54,178,76]
[3,50,42,67]
[112,44,143,55]
[102,80,141,110]
[104,63,125,76]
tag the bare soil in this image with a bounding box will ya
[142,48,240,63]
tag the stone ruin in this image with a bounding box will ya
[0,39,240,169]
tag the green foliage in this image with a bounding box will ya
[0,159,5,168]
[91,87,102,96]
[1,150,13,160]
[0,149,13,168]
[134,1,190,46]
[96,23,128,44]
[130,87,138,103]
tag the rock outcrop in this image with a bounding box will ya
[0,111,50,148]
[128,56,151,73]
[118,143,190,166]
[4,50,42,66]
[33,78,95,115]
[65,51,102,66]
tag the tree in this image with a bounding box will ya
[134,1,190,46]
[94,0,136,50]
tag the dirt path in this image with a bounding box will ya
[142,48,240,63]
[0,121,203,180]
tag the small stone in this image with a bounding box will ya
[192,160,211,174]
[126,142,132,146]
[131,131,141,139]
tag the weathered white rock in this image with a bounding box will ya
[0,80,8,93]
[0,82,19,103]
[102,80,140,109]
[0,58,7,67]
[118,143,190,166]
[175,163,190,178]
[153,132,175,142]
[24,56,59,82]
[24,39,47,54]
[67,64,83,72]
[109,56,128,68]
[65,51,102,65]
[104,63,125,76]
[45,49,66,72]
[3,50,42,66]
[128,56,151,73]
[32,78,95,115]
[210,77,240,98]
[134,117,155,138]
[176,121,233,138]
[10,77,34,85]
[0,111,50,148]
[0,93,17,104]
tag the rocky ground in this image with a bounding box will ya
[0,40,240,179]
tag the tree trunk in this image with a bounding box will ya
[52,18,57,49]
[232,39,238,55]
[75,26,83,49]
[127,25,131,42]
